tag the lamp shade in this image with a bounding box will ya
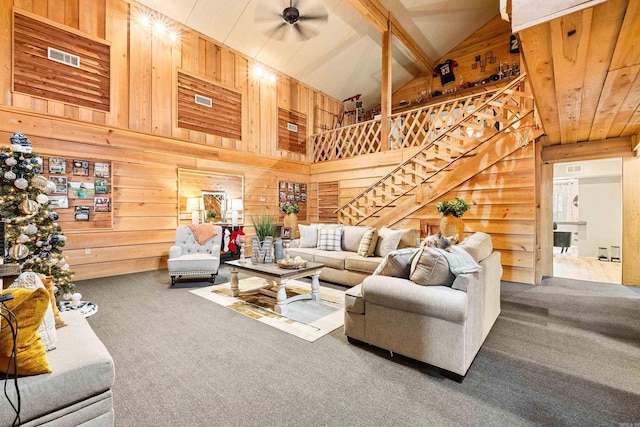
[186,197,203,211]
[230,199,243,211]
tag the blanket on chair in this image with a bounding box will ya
[434,246,481,275]
[188,224,218,245]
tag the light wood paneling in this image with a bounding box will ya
[277,108,307,154]
[622,157,640,285]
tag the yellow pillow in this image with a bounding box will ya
[0,287,51,376]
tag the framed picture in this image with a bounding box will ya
[49,157,66,174]
[72,160,90,176]
[471,63,478,69]
[49,196,69,209]
[94,162,110,178]
[94,197,111,212]
[74,206,90,221]
[485,51,492,59]
[281,227,292,239]
[94,179,109,194]
[68,182,95,199]
[49,176,68,194]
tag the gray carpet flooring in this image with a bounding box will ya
[76,268,640,427]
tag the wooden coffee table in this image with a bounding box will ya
[225,260,324,315]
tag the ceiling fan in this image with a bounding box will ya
[255,0,329,41]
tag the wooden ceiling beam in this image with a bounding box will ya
[541,136,635,163]
[346,0,433,72]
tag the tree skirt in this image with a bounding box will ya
[59,301,98,318]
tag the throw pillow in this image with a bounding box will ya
[298,224,319,248]
[372,248,418,278]
[317,227,342,251]
[357,228,379,257]
[374,227,403,258]
[409,246,455,287]
[9,272,57,351]
[0,287,52,376]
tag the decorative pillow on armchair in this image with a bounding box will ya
[372,248,418,278]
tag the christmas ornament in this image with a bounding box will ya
[5,157,17,166]
[25,223,38,235]
[36,240,45,247]
[36,193,49,204]
[31,175,48,190]
[63,293,72,301]
[4,169,16,180]
[9,132,33,153]
[14,177,28,189]
[45,181,56,194]
[48,211,59,220]
[10,243,29,259]
[20,197,39,214]
[17,234,30,243]
[31,157,43,165]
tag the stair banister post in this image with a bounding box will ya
[380,18,392,151]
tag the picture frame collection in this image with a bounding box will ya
[46,157,112,224]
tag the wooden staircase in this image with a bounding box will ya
[336,74,541,227]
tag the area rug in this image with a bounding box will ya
[190,277,345,342]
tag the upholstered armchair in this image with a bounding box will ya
[168,225,222,285]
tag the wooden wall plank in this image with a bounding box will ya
[622,156,640,285]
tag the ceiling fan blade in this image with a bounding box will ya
[298,13,328,22]
[269,22,289,41]
[293,22,318,40]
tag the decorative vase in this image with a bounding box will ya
[283,213,298,238]
[439,214,464,238]
[274,239,284,261]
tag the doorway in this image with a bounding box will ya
[552,158,622,284]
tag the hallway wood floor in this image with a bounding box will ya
[553,249,621,284]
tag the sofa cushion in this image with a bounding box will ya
[0,287,51,376]
[375,227,403,257]
[398,228,419,249]
[345,284,365,314]
[345,255,383,274]
[298,224,319,248]
[362,276,468,324]
[357,228,378,257]
[284,247,315,262]
[372,248,418,278]
[317,227,343,251]
[409,246,455,287]
[342,226,372,252]
[459,232,493,262]
[313,250,353,270]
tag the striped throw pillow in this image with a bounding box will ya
[357,228,378,257]
[317,227,342,251]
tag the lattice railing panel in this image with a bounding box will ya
[337,75,535,225]
[311,85,507,162]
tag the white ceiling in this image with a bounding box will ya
[135,0,499,109]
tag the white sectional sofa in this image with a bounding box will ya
[287,224,419,287]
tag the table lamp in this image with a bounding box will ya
[230,198,243,227]
[186,197,203,224]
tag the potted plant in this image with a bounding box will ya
[280,203,301,238]
[205,210,217,223]
[250,211,278,263]
[436,197,469,238]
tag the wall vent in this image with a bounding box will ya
[47,47,80,68]
[287,123,298,132]
[566,165,583,174]
[194,94,213,108]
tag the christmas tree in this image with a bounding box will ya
[1,133,75,295]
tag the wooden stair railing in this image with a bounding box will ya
[336,74,536,226]
[310,81,514,162]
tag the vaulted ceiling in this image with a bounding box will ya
[134,0,499,109]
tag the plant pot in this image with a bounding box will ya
[283,213,298,238]
[439,214,464,239]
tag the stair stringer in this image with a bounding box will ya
[363,114,543,230]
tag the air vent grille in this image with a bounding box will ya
[47,47,80,68]
[286,123,298,132]
[566,165,583,174]
[194,94,213,108]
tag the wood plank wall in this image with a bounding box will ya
[310,144,537,284]
[0,0,339,281]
